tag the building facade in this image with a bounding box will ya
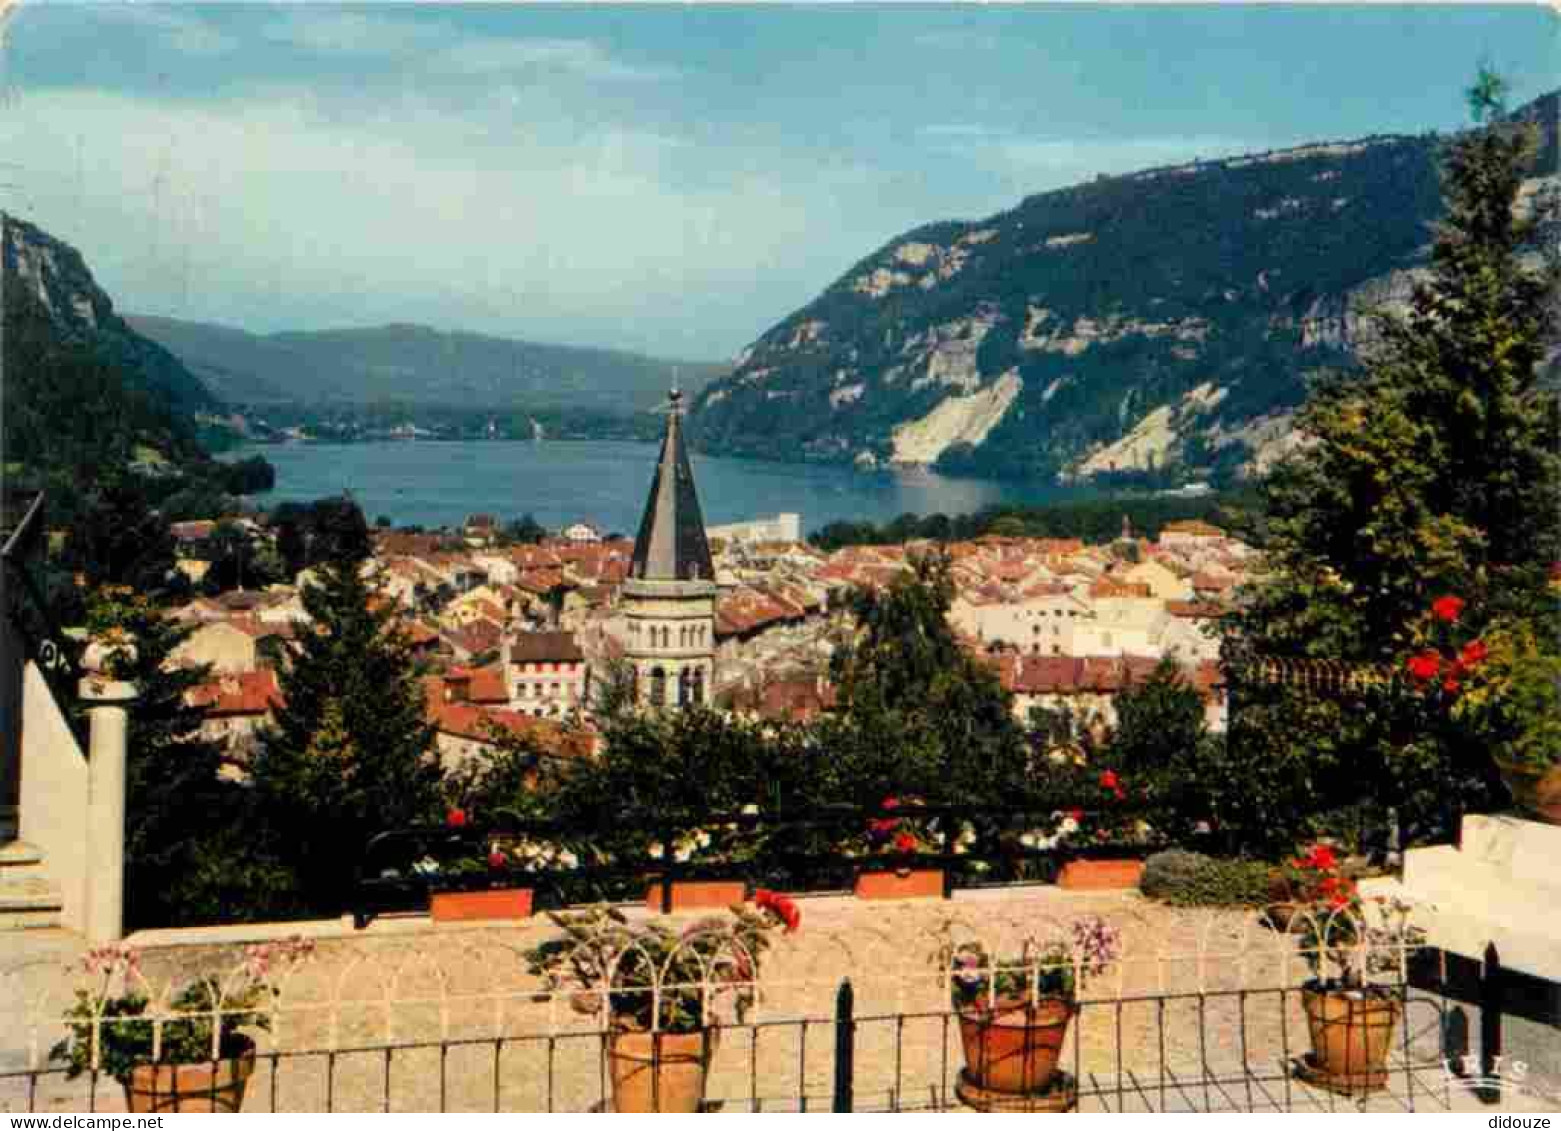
[621,388,717,708]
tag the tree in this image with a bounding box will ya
[60,472,180,600]
[81,585,238,928]
[505,513,548,545]
[1222,73,1560,847]
[249,499,442,913]
[828,553,1033,807]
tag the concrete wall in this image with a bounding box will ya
[18,662,88,933]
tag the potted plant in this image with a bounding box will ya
[49,938,314,1112]
[940,915,1121,1111]
[849,796,945,899]
[1056,772,1149,890]
[1264,843,1350,933]
[644,805,763,912]
[523,894,800,1112]
[1295,889,1423,1095]
[1446,618,1561,824]
[419,808,582,922]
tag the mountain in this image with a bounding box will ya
[3,216,219,415]
[690,92,1558,485]
[2,215,217,476]
[126,315,726,413]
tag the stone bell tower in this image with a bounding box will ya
[622,387,717,708]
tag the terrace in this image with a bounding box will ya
[4,884,1557,1113]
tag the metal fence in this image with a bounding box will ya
[2,901,1541,1113]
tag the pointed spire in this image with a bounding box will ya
[630,387,715,583]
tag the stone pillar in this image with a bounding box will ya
[79,640,137,943]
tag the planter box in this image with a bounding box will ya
[123,1036,256,1113]
[855,868,945,900]
[430,887,534,922]
[1057,859,1144,891]
[644,880,747,913]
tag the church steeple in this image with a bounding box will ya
[630,387,714,583]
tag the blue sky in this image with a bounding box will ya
[2,3,1555,359]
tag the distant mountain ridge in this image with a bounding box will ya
[127,315,726,413]
[690,91,1558,485]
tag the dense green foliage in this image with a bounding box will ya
[809,487,1261,550]
[1139,849,1272,908]
[1219,78,1561,852]
[247,504,442,914]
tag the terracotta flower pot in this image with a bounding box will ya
[957,995,1075,1095]
[430,887,534,922]
[1301,986,1402,1094]
[1262,902,1309,934]
[854,868,944,900]
[607,1024,719,1113]
[643,879,747,913]
[1494,758,1561,825]
[1057,858,1143,891]
[122,1036,256,1113]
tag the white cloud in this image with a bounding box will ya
[0,85,872,354]
[919,125,1260,183]
[258,11,670,83]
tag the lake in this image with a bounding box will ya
[236,440,1095,535]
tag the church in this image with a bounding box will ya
[620,387,717,708]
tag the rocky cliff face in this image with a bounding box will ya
[691,92,1557,485]
[2,215,218,412]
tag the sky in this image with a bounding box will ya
[0,3,1555,360]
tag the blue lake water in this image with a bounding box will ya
[237,440,1095,535]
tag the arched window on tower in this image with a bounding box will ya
[691,667,705,706]
[678,667,693,707]
[649,666,666,706]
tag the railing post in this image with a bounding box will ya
[832,977,855,1112]
[1478,942,1503,1105]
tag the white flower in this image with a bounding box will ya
[647,841,664,859]
[695,830,712,849]
[558,850,579,869]
[1059,818,1079,835]
[412,856,441,875]
[1019,832,1038,848]
[954,842,968,855]
[741,803,759,816]
[674,846,693,863]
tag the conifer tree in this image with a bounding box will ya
[1221,71,1559,848]
[251,497,441,912]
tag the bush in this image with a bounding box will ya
[1139,849,1272,908]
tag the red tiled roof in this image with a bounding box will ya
[187,669,283,717]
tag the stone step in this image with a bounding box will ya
[0,843,63,931]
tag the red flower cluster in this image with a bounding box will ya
[446,808,468,828]
[868,796,902,836]
[893,831,918,854]
[1099,769,1126,801]
[487,848,507,871]
[1289,843,1354,909]
[1432,595,1466,623]
[754,889,801,933]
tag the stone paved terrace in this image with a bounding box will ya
[2,887,1558,1113]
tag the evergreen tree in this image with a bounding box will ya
[250,500,441,913]
[828,552,1032,806]
[82,584,235,928]
[1222,72,1560,848]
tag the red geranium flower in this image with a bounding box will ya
[1066,808,1085,823]
[1099,769,1120,791]
[1459,640,1489,667]
[1443,677,1461,695]
[487,849,507,870]
[1305,844,1338,871]
[881,797,901,811]
[893,831,918,854]
[1432,595,1465,623]
[446,807,468,828]
[1406,651,1441,681]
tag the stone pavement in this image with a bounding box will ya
[2,887,1557,1113]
